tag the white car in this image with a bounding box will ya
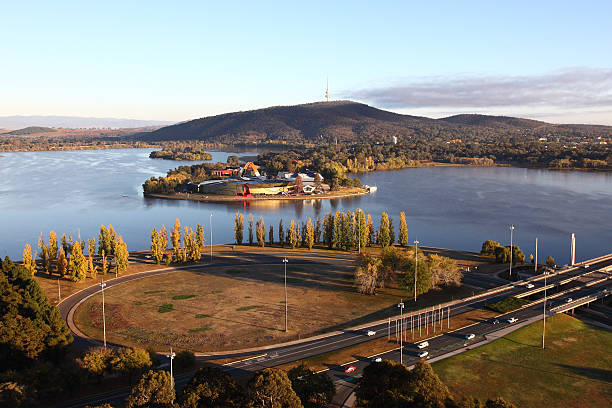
[372,357,382,363]
[417,351,429,358]
[366,330,376,336]
[526,283,535,289]
[465,333,475,340]
[583,264,590,269]
[417,341,429,349]
[507,317,518,323]
[565,298,573,303]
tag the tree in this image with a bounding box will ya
[355,254,384,295]
[80,347,114,383]
[98,225,116,256]
[485,398,517,408]
[57,247,68,277]
[88,254,97,279]
[61,233,71,258]
[401,247,432,297]
[294,174,303,194]
[341,211,353,250]
[69,241,87,281]
[126,370,174,408]
[288,363,335,408]
[332,211,342,249]
[22,244,35,276]
[410,360,452,408]
[428,254,462,288]
[38,234,51,275]
[195,224,205,252]
[399,212,408,246]
[111,347,152,385]
[248,368,303,408]
[178,366,247,408]
[546,256,555,267]
[88,238,96,257]
[366,214,374,246]
[150,227,166,264]
[288,220,299,249]
[114,235,129,274]
[305,218,315,250]
[269,225,274,245]
[278,219,285,247]
[234,213,244,245]
[481,240,501,257]
[171,219,182,262]
[175,350,195,369]
[48,231,58,263]
[314,173,323,189]
[248,214,254,245]
[389,217,395,246]
[256,217,266,247]
[355,360,413,407]
[322,213,334,249]
[314,217,321,244]
[494,245,524,264]
[379,212,391,248]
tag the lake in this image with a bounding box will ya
[1,148,611,264]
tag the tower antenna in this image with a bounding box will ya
[325,76,330,102]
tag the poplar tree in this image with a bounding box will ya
[48,231,58,263]
[57,247,67,277]
[314,216,322,244]
[69,241,87,281]
[150,227,162,264]
[256,217,266,247]
[269,225,274,245]
[38,234,51,275]
[356,209,368,250]
[22,243,36,276]
[342,211,353,250]
[278,219,285,247]
[288,220,299,249]
[61,233,71,258]
[389,217,395,246]
[115,235,129,274]
[196,223,205,252]
[88,238,96,257]
[379,212,391,248]
[171,218,181,262]
[399,212,408,246]
[366,214,374,246]
[305,218,315,250]
[88,254,97,279]
[248,214,254,245]
[333,211,342,249]
[234,213,244,244]
[323,212,334,248]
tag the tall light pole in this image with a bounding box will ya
[166,348,176,401]
[535,237,538,274]
[509,225,515,280]
[542,270,548,349]
[209,213,213,262]
[57,278,61,301]
[358,210,361,253]
[100,280,107,348]
[413,240,419,302]
[283,258,288,332]
[398,301,404,364]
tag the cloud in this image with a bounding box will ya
[344,68,612,110]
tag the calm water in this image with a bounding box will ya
[1,148,611,263]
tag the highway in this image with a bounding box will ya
[53,252,612,408]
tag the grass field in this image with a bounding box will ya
[433,314,612,408]
[74,259,476,352]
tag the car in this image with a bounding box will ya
[366,330,376,336]
[372,357,382,363]
[417,341,429,349]
[492,319,500,325]
[465,333,476,340]
[417,351,429,358]
[526,283,535,289]
[344,365,356,374]
[565,298,573,303]
[583,264,590,269]
[507,317,518,323]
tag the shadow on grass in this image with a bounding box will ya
[553,364,612,383]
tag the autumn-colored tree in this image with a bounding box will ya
[48,231,58,263]
[379,212,391,248]
[389,217,395,246]
[428,254,462,288]
[61,233,70,258]
[98,225,116,256]
[87,238,96,257]
[314,216,322,244]
[170,218,182,262]
[69,241,87,281]
[178,366,247,408]
[110,347,152,386]
[305,218,315,250]
[88,254,97,279]
[38,234,51,275]
[355,253,383,295]
[126,370,175,408]
[323,213,334,248]
[256,217,266,247]
[22,244,36,276]
[195,223,205,252]
[332,211,342,249]
[234,213,244,244]
[288,363,335,408]
[288,220,299,249]
[366,214,374,246]
[57,247,68,277]
[80,347,114,383]
[399,212,408,246]
[114,235,129,274]
[248,214,254,245]
[248,368,303,408]
[269,225,274,245]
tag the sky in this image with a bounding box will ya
[1,1,612,125]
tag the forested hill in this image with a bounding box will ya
[137,101,612,144]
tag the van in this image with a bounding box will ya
[417,341,429,349]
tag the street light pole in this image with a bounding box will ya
[543,271,548,349]
[414,240,419,302]
[509,225,515,280]
[283,258,288,332]
[167,348,176,401]
[535,237,538,275]
[398,301,404,364]
[210,213,213,262]
[100,279,107,348]
[358,211,361,253]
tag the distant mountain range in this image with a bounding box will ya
[137,101,612,143]
[0,115,174,129]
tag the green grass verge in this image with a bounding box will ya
[486,296,530,313]
[195,313,211,319]
[433,314,612,408]
[144,290,165,295]
[172,294,197,300]
[189,326,212,333]
[158,303,174,313]
[236,305,259,311]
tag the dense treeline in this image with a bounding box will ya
[142,161,228,194]
[150,219,206,264]
[149,146,212,161]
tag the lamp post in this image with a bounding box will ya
[166,348,176,401]
[398,301,404,364]
[283,258,289,332]
[57,278,61,301]
[509,225,515,280]
[210,213,213,262]
[414,240,419,302]
[358,211,361,253]
[100,280,107,348]
[542,270,548,349]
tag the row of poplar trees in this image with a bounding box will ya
[233,210,411,251]
[150,218,206,264]
[22,225,129,281]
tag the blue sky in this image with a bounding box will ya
[1,1,611,124]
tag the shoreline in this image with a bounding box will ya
[144,188,369,202]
